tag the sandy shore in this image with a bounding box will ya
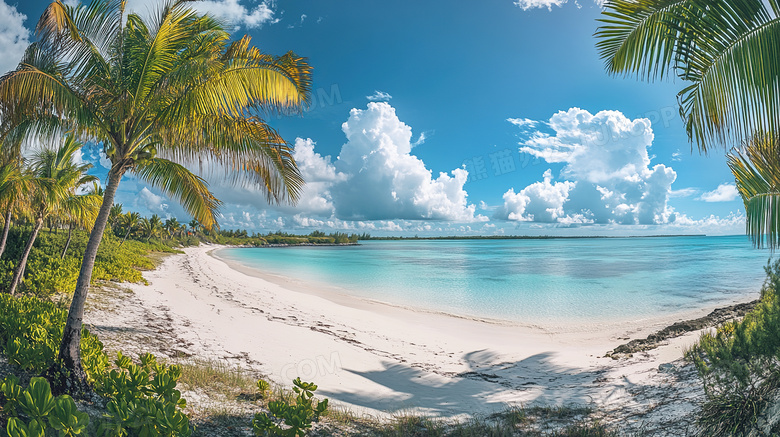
[85,244,758,434]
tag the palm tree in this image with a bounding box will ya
[108,204,123,230]
[139,214,162,242]
[0,155,31,258]
[595,0,780,244]
[118,212,140,246]
[188,219,200,236]
[164,217,181,239]
[7,135,97,295]
[0,0,309,392]
[595,0,780,151]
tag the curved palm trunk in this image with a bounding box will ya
[120,227,131,246]
[8,216,43,296]
[55,167,124,397]
[61,223,73,259]
[0,204,12,258]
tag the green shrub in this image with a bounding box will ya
[252,378,328,437]
[96,352,192,437]
[2,376,90,437]
[687,259,780,435]
[0,294,108,381]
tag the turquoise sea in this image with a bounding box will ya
[217,236,772,325]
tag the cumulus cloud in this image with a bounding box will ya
[500,170,576,222]
[205,102,484,225]
[286,138,347,215]
[195,0,277,28]
[366,90,393,102]
[498,108,678,225]
[329,102,485,222]
[0,0,30,75]
[698,184,740,202]
[121,0,277,29]
[136,187,169,215]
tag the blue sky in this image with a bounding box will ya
[1,0,746,236]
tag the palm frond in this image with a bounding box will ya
[595,0,691,80]
[133,158,221,229]
[728,131,780,248]
[156,114,304,204]
[596,0,778,151]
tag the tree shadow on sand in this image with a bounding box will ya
[319,349,615,416]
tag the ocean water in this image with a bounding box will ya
[217,236,772,325]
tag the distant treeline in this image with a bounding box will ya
[363,234,707,241]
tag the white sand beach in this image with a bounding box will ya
[85,244,754,433]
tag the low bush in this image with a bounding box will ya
[0,294,108,381]
[2,376,90,437]
[252,377,329,437]
[0,294,192,436]
[687,259,780,435]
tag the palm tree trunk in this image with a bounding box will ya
[55,166,124,397]
[0,204,12,258]
[120,227,131,246]
[61,223,73,259]
[8,217,43,296]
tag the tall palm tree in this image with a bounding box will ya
[7,135,98,295]
[595,0,780,246]
[118,211,140,246]
[0,0,309,393]
[0,156,32,258]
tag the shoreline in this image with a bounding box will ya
[212,246,758,338]
[84,243,760,434]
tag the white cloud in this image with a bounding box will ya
[123,0,277,29]
[513,0,605,10]
[499,108,677,225]
[412,132,427,147]
[514,0,567,11]
[670,188,697,198]
[499,169,576,222]
[195,0,277,28]
[507,118,539,129]
[0,0,30,75]
[206,103,484,225]
[366,90,393,102]
[287,138,347,215]
[698,184,740,202]
[136,187,169,216]
[330,102,486,222]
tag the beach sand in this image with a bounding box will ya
[85,244,754,434]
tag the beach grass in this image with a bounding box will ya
[172,356,625,436]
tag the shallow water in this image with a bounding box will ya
[217,236,771,324]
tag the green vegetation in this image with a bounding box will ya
[252,378,329,437]
[2,377,90,437]
[687,259,780,435]
[0,292,192,436]
[0,0,312,393]
[596,3,780,433]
